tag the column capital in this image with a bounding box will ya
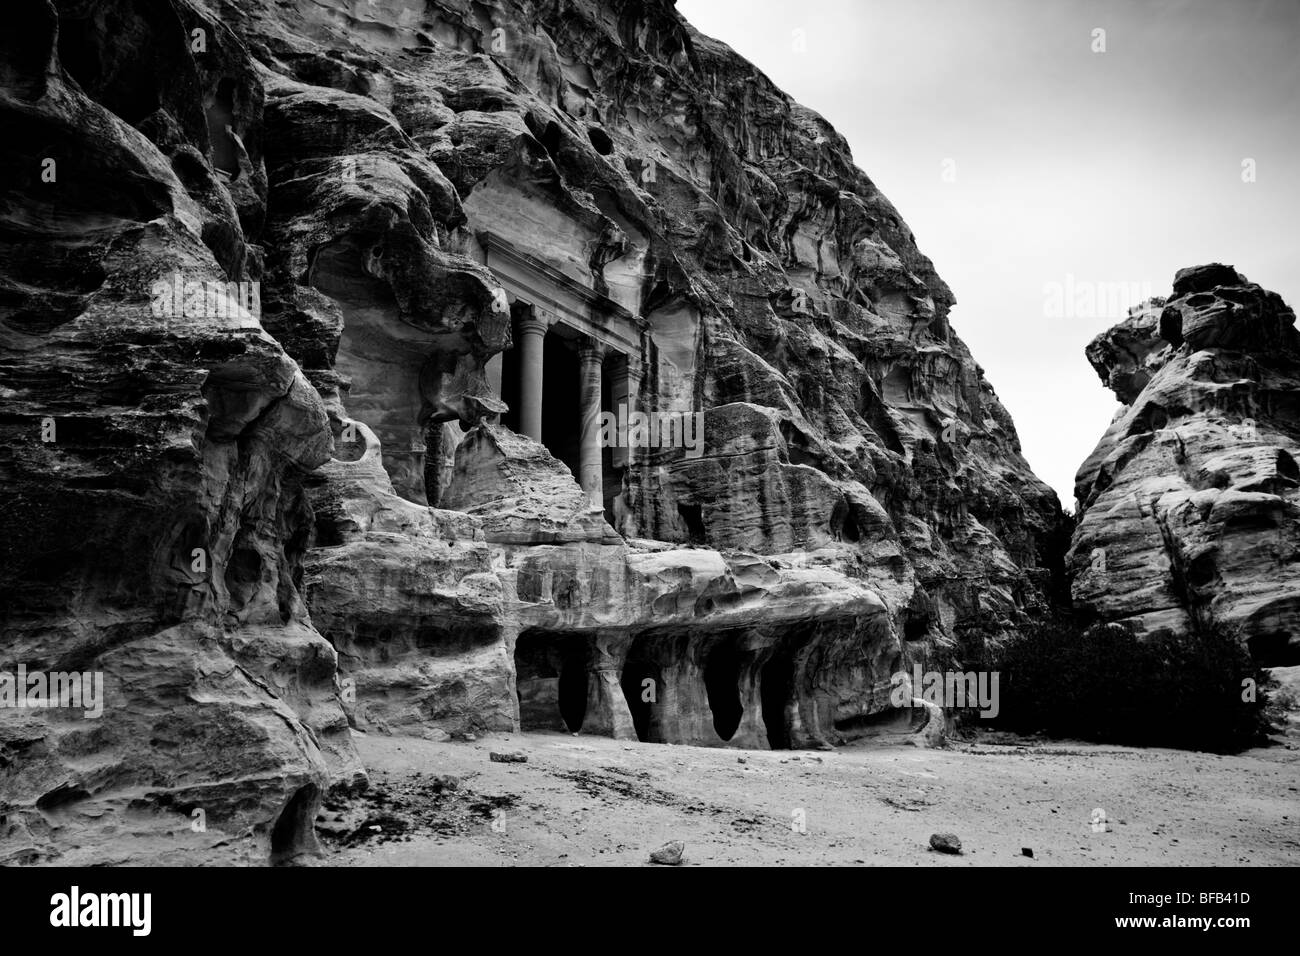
[577,338,607,363]
[517,314,549,337]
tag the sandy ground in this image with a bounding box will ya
[319,730,1300,866]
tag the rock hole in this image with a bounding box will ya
[557,652,587,732]
[415,625,450,650]
[515,631,588,732]
[1224,511,1278,533]
[703,641,743,741]
[587,125,613,155]
[1186,550,1218,589]
[523,114,564,159]
[831,499,860,542]
[1130,403,1168,436]
[677,502,706,544]
[903,610,930,642]
[1277,450,1299,482]
[1159,305,1184,346]
[36,782,90,811]
[620,653,658,743]
[207,78,239,178]
[760,650,794,749]
[779,420,817,466]
[541,332,582,475]
[224,545,262,610]
[861,383,905,455]
[270,783,320,865]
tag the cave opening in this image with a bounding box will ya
[600,360,622,527]
[1250,629,1300,667]
[861,382,905,456]
[760,649,794,749]
[515,631,588,733]
[1277,450,1299,483]
[703,640,743,741]
[587,125,614,155]
[540,120,564,158]
[619,642,659,742]
[903,611,930,642]
[831,499,860,542]
[208,78,239,178]
[557,650,587,732]
[677,502,706,544]
[270,783,319,865]
[224,544,262,612]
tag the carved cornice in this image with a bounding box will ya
[480,231,639,323]
[480,232,647,370]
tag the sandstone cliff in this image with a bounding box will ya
[1070,264,1300,665]
[1,0,1061,864]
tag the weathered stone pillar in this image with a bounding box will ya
[517,311,547,442]
[610,357,642,469]
[485,353,503,407]
[581,630,636,740]
[577,339,606,500]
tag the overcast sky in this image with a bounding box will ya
[676,0,1300,506]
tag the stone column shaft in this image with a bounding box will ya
[578,340,606,499]
[615,365,643,469]
[580,630,636,740]
[517,314,547,442]
[485,353,503,408]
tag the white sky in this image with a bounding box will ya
[676,0,1300,506]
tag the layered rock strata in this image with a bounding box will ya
[1,0,1061,863]
[1070,265,1300,664]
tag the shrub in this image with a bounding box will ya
[986,615,1269,752]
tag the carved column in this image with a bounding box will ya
[485,353,503,409]
[581,629,636,740]
[610,359,642,469]
[517,310,547,442]
[577,339,606,500]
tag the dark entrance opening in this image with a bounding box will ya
[515,631,588,732]
[703,640,743,741]
[620,642,659,743]
[541,332,581,477]
[678,503,706,544]
[903,610,930,642]
[499,309,583,480]
[270,783,319,865]
[600,356,621,527]
[208,78,239,177]
[761,650,795,749]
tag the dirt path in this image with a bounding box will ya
[319,730,1300,866]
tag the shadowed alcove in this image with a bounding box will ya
[515,630,589,732]
[619,637,662,742]
[703,638,744,741]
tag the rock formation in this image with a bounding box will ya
[1070,265,1300,665]
[1,0,1061,864]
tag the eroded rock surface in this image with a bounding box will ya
[1070,265,1300,663]
[1,0,1063,864]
